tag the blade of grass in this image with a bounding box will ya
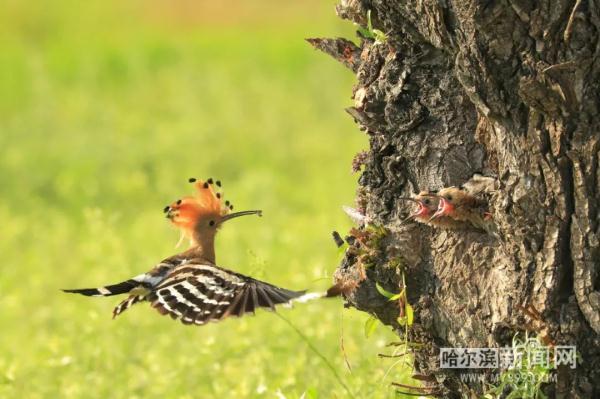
[275,312,356,399]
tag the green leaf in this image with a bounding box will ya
[405,303,414,326]
[364,315,378,338]
[356,9,377,39]
[389,291,404,301]
[367,10,373,32]
[356,26,374,39]
[375,283,400,300]
[373,29,386,38]
[373,30,388,45]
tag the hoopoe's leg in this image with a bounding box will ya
[113,295,146,319]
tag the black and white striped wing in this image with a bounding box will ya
[146,263,305,325]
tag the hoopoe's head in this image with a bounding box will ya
[164,178,262,248]
[399,191,438,221]
[432,187,467,218]
[413,191,440,219]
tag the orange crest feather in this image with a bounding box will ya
[165,178,232,233]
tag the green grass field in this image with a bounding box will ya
[0,1,413,397]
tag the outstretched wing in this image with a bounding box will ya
[146,263,305,325]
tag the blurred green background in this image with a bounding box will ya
[0,1,411,397]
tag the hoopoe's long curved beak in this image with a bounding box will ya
[218,210,262,225]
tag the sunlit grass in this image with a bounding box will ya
[0,1,413,397]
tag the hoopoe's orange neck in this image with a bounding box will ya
[189,232,217,264]
[179,234,216,264]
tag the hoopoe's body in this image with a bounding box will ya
[399,191,467,229]
[64,178,305,325]
[430,187,495,233]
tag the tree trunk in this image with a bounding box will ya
[310,0,600,397]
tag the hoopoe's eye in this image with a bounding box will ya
[209,220,215,226]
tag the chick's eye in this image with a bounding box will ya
[424,199,430,205]
[446,195,453,201]
[209,220,215,226]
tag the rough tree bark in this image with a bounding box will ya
[310,1,599,397]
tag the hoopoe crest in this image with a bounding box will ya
[164,177,262,263]
[63,177,307,326]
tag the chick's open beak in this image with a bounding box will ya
[430,198,454,221]
[414,202,429,217]
[398,197,425,218]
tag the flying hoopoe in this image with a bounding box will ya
[63,178,307,326]
[398,191,468,229]
[429,186,495,233]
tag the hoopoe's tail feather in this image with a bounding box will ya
[280,292,330,309]
[62,279,138,297]
[290,292,328,303]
